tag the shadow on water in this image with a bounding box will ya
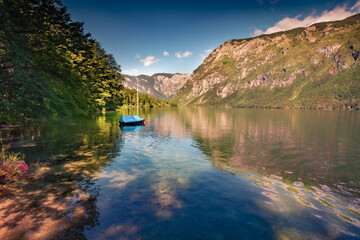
[0,108,359,239]
[0,114,125,239]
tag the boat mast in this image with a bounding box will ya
[137,77,139,116]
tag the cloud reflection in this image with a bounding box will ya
[98,170,137,190]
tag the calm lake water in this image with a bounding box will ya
[1,108,360,239]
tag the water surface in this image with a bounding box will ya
[1,108,359,239]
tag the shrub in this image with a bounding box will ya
[0,143,27,184]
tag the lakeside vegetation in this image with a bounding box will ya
[0,0,175,124]
[0,142,26,184]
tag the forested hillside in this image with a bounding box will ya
[0,0,174,124]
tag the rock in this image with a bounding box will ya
[318,44,341,56]
[216,83,234,98]
[123,73,191,99]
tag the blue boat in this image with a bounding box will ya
[119,115,145,126]
[119,78,146,126]
[120,125,144,132]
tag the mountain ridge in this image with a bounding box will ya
[123,73,191,99]
[171,13,360,110]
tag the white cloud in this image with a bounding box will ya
[135,53,140,59]
[163,51,169,56]
[252,28,264,37]
[200,49,214,59]
[351,0,360,12]
[252,1,360,36]
[175,51,193,59]
[183,51,192,57]
[140,56,160,67]
[123,68,139,75]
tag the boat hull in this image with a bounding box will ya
[119,115,145,126]
[119,120,144,126]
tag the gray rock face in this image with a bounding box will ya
[172,13,360,107]
[123,73,191,99]
[318,44,342,56]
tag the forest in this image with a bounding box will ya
[0,0,175,124]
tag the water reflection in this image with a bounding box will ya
[0,114,122,239]
[1,108,359,239]
[120,125,144,133]
[150,108,360,238]
[181,109,360,203]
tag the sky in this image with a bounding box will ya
[62,0,360,76]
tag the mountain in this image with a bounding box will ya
[172,14,360,110]
[123,73,191,99]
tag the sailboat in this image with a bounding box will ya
[119,77,145,126]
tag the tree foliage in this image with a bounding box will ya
[0,0,174,123]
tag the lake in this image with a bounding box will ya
[1,108,360,239]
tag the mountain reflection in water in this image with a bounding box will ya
[0,108,359,239]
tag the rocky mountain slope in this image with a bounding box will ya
[172,13,360,110]
[123,73,191,99]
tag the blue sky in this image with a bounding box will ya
[62,0,360,75]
